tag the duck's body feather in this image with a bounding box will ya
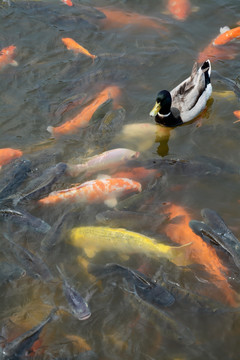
[150,60,212,126]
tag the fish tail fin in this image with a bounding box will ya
[168,242,192,266]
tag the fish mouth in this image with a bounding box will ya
[149,102,160,117]
[78,312,91,320]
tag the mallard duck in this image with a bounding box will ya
[149,60,212,126]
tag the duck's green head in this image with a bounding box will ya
[149,90,172,117]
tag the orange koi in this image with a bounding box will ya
[96,7,167,32]
[47,86,121,137]
[0,148,22,168]
[213,26,240,46]
[62,38,96,59]
[112,167,161,183]
[233,110,240,123]
[61,0,73,6]
[167,0,191,21]
[163,204,237,307]
[0,45,18,70]
[38,177,141,207]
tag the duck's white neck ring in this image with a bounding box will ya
[158,112,171,118]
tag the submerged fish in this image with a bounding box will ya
[88,263,175,307]
[190,208,240,271]
[96,7,167,32]
[62,37,96,59]
[163,204,238,306]
[71,226,190,263]
[47,86,121,137]
[14,162,67,205]
[67,148,140,177]
[0,148,22,169]
[0,208,51,234]
[57,266,91,321]
[167,0,192,21]
[61,0,73,6]
[213,26,240,45]
[96,209,168,232]
[38,177,141,208]
[0,261,25,286]
[1,308,57,360]
[233,110,240,123]
[5,236,53,281]
[0,45,18,71]
[0,159,31,202]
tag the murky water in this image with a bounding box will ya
[0,0,240,359]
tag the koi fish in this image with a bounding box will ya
[112,166,161,184]
[96,7,167,32]
[167,0,191,21]
[70,226,190,262]
[57,266,91,321]
[162,204,238,306]
[0,261,25,286]
[88,263,175,307]
[213,26,240,46]
[0,148,22,168]
[0,45,18,71]
[62,38,96,59]
[198,26,240,63]
[1,308,57,360]
[67,148,140,177]
[38,177,141,208]
[61,0,73,6]
[47,86,121,137]
[233,110,240,123]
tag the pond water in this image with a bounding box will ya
[0,0,240,359]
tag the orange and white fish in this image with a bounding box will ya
[96,7,167,32]
[163,204,238,307]
[61,0,73,6]
[38,177,142,207]
[167,0,191,21]
[0,45,18,71]
[198,26,240,63]
[62,38,96,59]
[213,26,240,46]
[47,86,121,137]
[0,148,23,168]
[112,167,161,184]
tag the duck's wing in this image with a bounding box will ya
[170,62,208,114]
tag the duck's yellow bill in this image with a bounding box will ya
[149,102,160,117]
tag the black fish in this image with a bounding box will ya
[88,263,175,307]
[14,162,67,205]
[0,261,25,286]
[40,212,69,253]
[57,266,91,321]
[5,236,53,281]
[0,208,51,234]
[190,208,240,270]
[1,308,57,360]
[0,159,31,202]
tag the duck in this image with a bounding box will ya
[149,60,212,127]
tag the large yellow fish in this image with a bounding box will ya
[70,226,190,265]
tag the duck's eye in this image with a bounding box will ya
[156,98,161,103]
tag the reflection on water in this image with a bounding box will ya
[0,0,240,359]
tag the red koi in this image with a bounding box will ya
[163,204,238,307]
[61,0,73,6]
[0,45,18,71]
[213,26,240,46]
[38,177,141,206]
[47,86,121,137]
[167,0,191,21]
[96,7,167,32]
[0,148,23,168]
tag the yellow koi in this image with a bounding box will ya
[70,226,190,265]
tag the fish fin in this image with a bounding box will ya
[10,60,18,66]
[66,164,86,177]
[84,247,97,258]
[168,242,193,266]
[47,126,54,136]
[119,254,130,261]
[220,26,230,34]
[104,198,117,208]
